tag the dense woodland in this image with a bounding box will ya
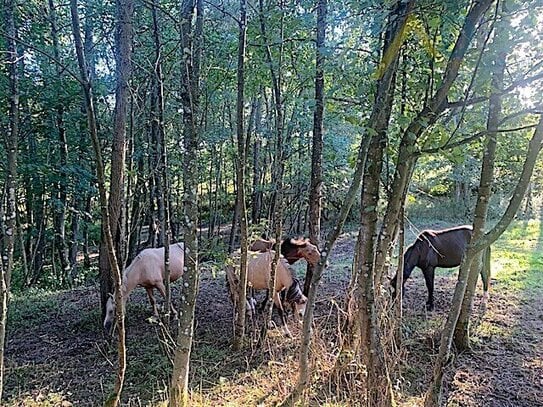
[1,0,543,405]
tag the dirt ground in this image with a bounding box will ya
[4,232,543,406]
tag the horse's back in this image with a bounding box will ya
[126,243,184,288]
[422,226,472,268]
[246,250,289,292]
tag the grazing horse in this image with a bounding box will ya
[249,236,321,266]
[390,225,490,311]
[103,243,184,334]
[226,250,308,337]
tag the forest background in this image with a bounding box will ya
[1,0,543,405]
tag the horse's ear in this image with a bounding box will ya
[108,292,114,300]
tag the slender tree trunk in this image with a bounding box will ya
[374,0,494,285]
[283,1,404,400]
[257,0,286,343]
[23,113,46,285]
[233,0,249,350]
[100,0,134,319]
[425,114,543,406]
[70,2,126,405]
[170,0,203,404]
[48,0,71,286]
[0,0,19,398]
[352,4,415,405]
[128,153,145,260]
[251,96,263,224]
[150,0,172,320]
[304,0,327,297]
[454,12,509,350]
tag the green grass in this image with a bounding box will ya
[7,290,60,331]
[491,219,543,293]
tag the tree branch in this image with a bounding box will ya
[418,123,539,155]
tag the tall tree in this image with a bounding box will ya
[70,0,127,405]
[425,114,543,406]
[170,0,203,403]
[304,0,327,296]
[453,5,510,350]
[0,0,19,399]
[373,0,494,286]
[149,0,172,320]
[100,0,134,319]
[352,1,414,404]
[48,0,71,285]
[256,0,286,344]
[233,0,249,350]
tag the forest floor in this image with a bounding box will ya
[4,219,543,406]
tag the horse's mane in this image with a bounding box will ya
[121,254,141,282]
[284,277,304,303]
[282,237,308,250]
[420,225,473,238]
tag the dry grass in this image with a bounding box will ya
[5,221,543,406]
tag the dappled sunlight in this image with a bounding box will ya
[490,220,543,292]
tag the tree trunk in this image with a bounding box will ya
[454,12,509,350]
[170,0,203,404]
[425,114,543,406]
[251,96,263,225]
[257,0,286,344]
[374,0,494,286]
[282,3,412,403]
[0,0,19,398]
[70,1,127,405]
[233,0,249,350]
[353,3,415,404]
[304,0,327,297]
[48,0,71,286]
[150,0,172,320]
[100,0,134,319]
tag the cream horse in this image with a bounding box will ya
[103,243,184,333]
[226,245,319,336]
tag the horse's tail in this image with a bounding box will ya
[481,245,491,294]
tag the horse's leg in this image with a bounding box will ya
[274,293,292,337]
[156,283,178,318]
[145,287,159,317]
[259,289,270,313]
[422,266,435,311]
[480,246,491,302]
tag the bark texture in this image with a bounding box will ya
[233,0,249,350]
[70,1,127,405]
[0,0,19,398]
[170,0,203,404]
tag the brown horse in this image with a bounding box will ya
[103,243,184,333]
[390,225,490,311]
[249,236,320,266]
[226,250,308,337]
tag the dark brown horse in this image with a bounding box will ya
[390,225,490,311]
[249,236,320,266]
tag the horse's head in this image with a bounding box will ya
[390,244,420,299]
[282,238,321,266]
[103,293,116,335]
[283,278,307,322]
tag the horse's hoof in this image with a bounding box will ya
[281,326,293,337]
